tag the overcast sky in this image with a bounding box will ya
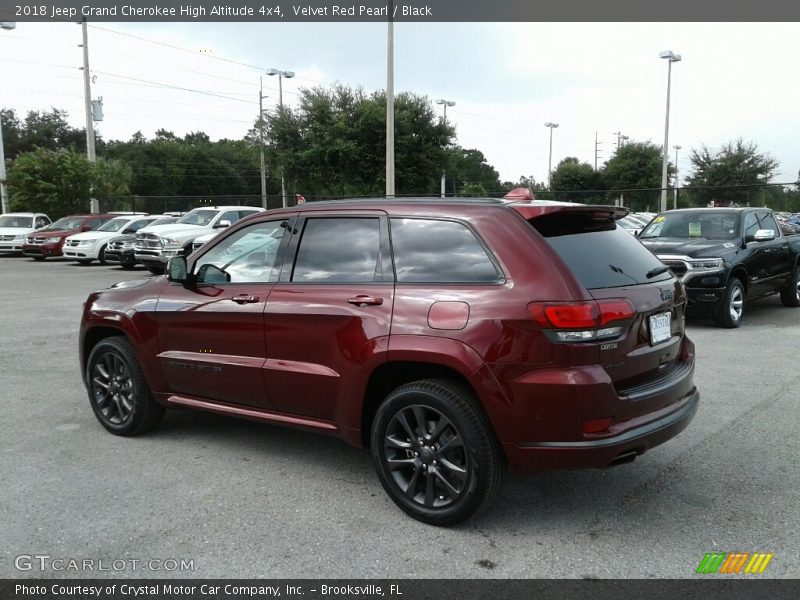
[1,21,799,186]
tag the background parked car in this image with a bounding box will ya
[62,214,161,265]
[104,216,179,269]
[22,214,115,261]
[0,212,51,253]
[135,206,264,274]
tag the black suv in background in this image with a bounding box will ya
[639,208,800,327]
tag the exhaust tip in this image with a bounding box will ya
[609,450,639,467]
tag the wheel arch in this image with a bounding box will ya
[360,361,481,448]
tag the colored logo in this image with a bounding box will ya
[696,552,773,574]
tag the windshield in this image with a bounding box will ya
[150,217,177,227]
[640,211,740,240]
[177,209,218,226]
[45,217,85,231]
[0,215,34,228]
[96,218,130,232]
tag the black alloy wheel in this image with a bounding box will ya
[371,379,504,526]
[86,337,164,436]
[383,404,469,509]
[780,266,800,307]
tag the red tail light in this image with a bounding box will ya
[528,299,636,342]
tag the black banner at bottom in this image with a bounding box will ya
[3,579,800,600]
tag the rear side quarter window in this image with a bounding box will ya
[389,218,502,283]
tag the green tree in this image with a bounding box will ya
[445,147,502,196]
[550,157,606,203]
[261,85,456,197]
[1,108,87,159]
[683,139,779,207]
[92,159,133,197]
[603,142,666,211]
[7,148,94,217]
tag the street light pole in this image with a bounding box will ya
[673,144,682,210]
[659,50,681,212]
[0,23,14,214]
[258,77,268,209]
[386,13,395,199]
[544,122,559,189]
[268,67,294,208]
[437,99,455,198]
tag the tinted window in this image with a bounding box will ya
[390,218,501,283]
[292,218,381,283]
[218,210,240,224]
[531,212,673,289]
[196,220,286,283]
[640,211,740,240]
[743,213,759,238]
[759,213,779,234]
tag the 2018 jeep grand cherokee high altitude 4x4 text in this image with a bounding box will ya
[79,198,699,525]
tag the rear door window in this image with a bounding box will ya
[292,217,382,283]
[389,218,501,283]
[531,212,673,289]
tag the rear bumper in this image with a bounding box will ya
[504,388,699,473]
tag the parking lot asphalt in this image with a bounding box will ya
[1,256,798,579]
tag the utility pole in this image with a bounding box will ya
[80,20,98,213]
[437,99,455,198]
[259,78,268,209]
[594,131,601,171]
[673,144,681,210]
[385,9,395,198]
[544,122,559,189]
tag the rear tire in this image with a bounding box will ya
[780,266,800,307]
[86,336,165,436]
[714,277,745,328]
[370,379,504,526]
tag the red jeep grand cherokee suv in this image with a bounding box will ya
[79,199,699,525]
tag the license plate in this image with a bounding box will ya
[649,312,671,345]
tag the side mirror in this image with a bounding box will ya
[196,263,231,284]
[753,229,776,242]
[167,256,189,283]
[214,219,232,229]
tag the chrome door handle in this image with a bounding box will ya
[231,294,260,304]
[348,295,384,306]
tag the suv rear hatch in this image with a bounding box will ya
[518,206,692,420]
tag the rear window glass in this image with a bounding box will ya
[390,218,501,283]
[531,212,672,289]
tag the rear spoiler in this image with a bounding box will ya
[510,204,630,221]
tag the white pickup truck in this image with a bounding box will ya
[134,206,264,274]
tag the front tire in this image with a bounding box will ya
[98,245,107,265]
[32,256,46,262]
[147,265,164,275]
[86,336,165,436]
[780,266,800,307]
[714,277,745,328]
[370,379,504,526]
